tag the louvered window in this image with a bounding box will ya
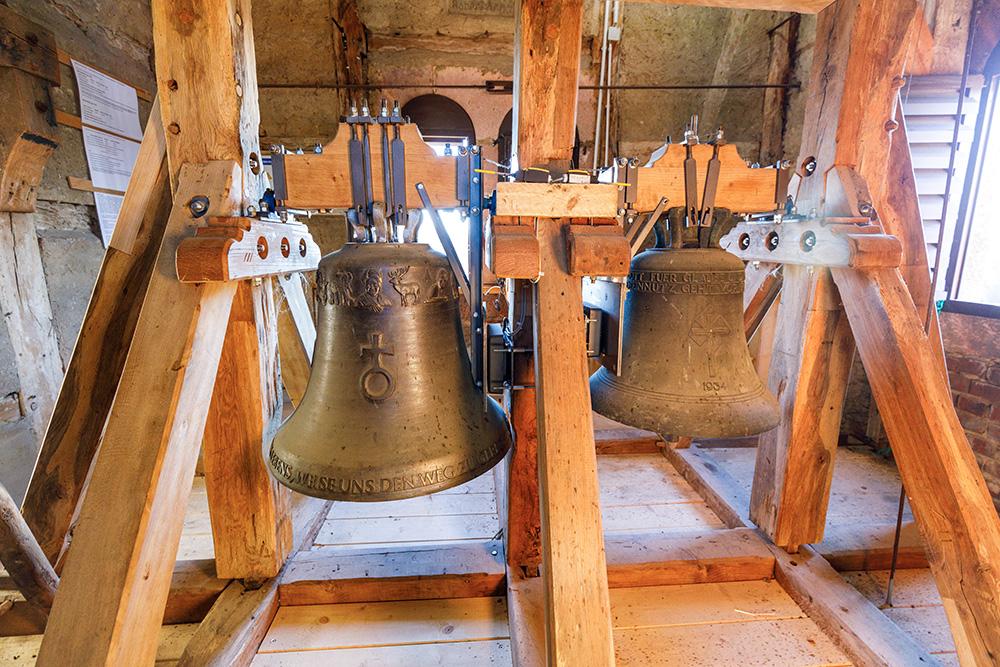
[944,68,1000,315]
[900,74,983,302]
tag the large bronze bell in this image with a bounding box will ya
[268,242,512,501]
[591,212,779,438]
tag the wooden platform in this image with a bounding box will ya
[0,422,954,665]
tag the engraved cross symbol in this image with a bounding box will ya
[688,313,731,353]
[360,332,393,365]
[360,332,395,402]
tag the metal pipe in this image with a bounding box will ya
[258,82,799,91]
[605,1,622,166]
[593,0,612,170]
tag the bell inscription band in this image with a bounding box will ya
[591,241,780,438]
[268,243,512,502]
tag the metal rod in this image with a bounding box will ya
[415,182,472,306]
[925,0,979,329]
[626,196,669,256]
[259,82,800,91]
[883,484,908,608]
[468,150,485,391]
[592,0,612,171]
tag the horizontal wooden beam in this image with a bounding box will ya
[494,182,618,218]
[622,0,836,14]
[279,541,506,606]
[721,219,901,268]
[605,528,775,588]
[629,143,785,213]
[279,123,458,209]
[175,217,320,282]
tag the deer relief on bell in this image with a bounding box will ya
[268,242,512,502]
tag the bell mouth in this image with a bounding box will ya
[590,366,780,438]
[266,396,512,502]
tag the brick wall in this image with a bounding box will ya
[839,310,1000,513]
[941,311,1000,511]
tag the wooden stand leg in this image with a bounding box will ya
[533,220,615,666]
[202,278,291,580]
[751,266,854,547]
[275,272,314,407]
[833,266,1000,667]
[37,162,241,666]
[505,280,541,573]
[21,131,170,564]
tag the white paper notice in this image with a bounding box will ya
[82,127,140,192]
[71,60,143,141]
[94,192,124,247]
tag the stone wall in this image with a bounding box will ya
[0,0,155,502]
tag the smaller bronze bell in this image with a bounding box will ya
[591,210,779,438]
[268,242,512,501]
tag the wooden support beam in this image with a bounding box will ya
[759,15,800,165]
[750,265,854,547]
[833,266,1000,666]
[514,1,614,664]
[0,68,58,213]
[772,544,938,666]
[749,0,920,550]
[21,111,170,564]
[0,481,57,614]
[275,272,314,407]
[176,494,329,667]
[154,0,292,585]
[605,528,775,588]
[0,213,64,443]
[494,183,618,218]
[202,278,292,580]
[279,541,506,606]
[37,161,242,666]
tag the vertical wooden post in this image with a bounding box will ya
[203,278,291,580]
[513,1,615,664]
[750,0,920,548]
[154,0,292,581]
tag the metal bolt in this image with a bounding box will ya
[167,79,179,91]
[803,157,817,176]
[800,230,817,252]
[188,196,209,217]
[314,143,323,154]
[617,208,626,216]
[858,202,874,217]
[246,205,258,217]
[472,207,480,214]
[473,176,480,184]
[248,152,261,175]
[884,119,899,132]
[168,122,181,135]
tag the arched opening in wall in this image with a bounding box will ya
[402,94,476,155]
[401,95,476,268]
[496,109,582,170]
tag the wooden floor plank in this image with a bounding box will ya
[279,541,506,606]
[817,521,928,571]
[886,606,958,655]
[610,580,805,629]
[614,618,851,666]
[326,493,496,520]
[258,597,509,653]
[249,639,513,666]
[601,502,726,533]
[0,624,199,665]
[840,569,944,608]
[314,513,500,547]
[598,455,704,506]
